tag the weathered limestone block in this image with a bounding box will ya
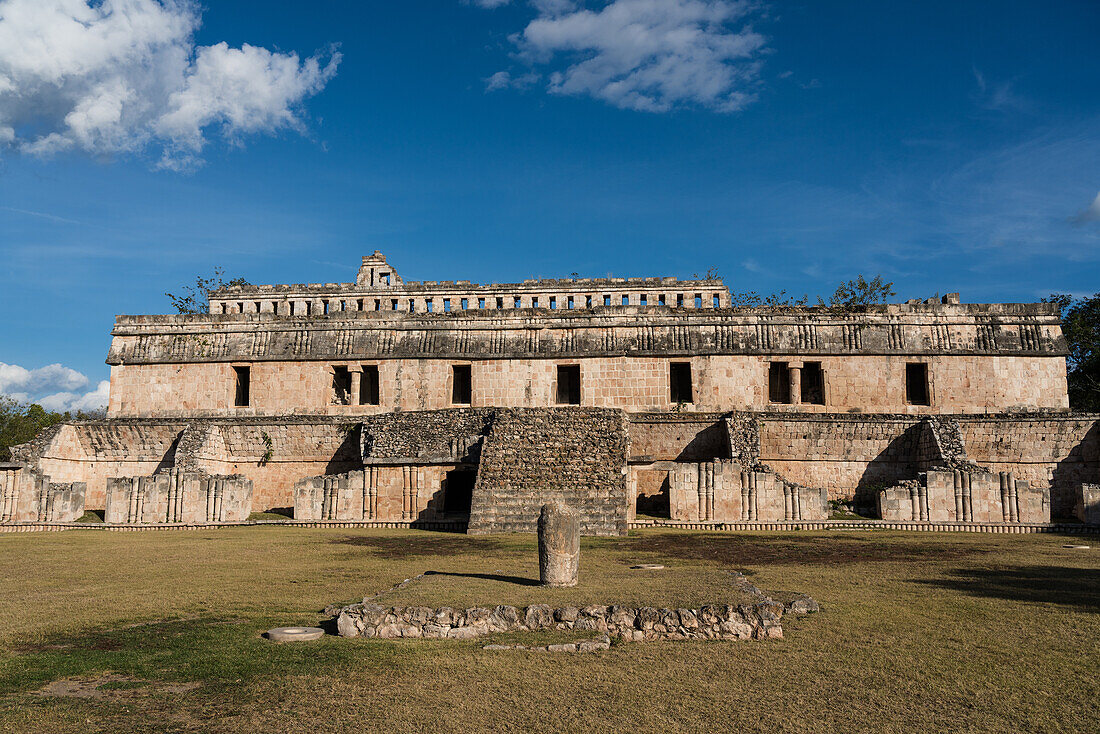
[1074,484,1100,525]
[669,462,827,522]
[0,465,20,522]
[880,470,1049,523]
[106,472,252,524]
[3,468,86,522]
[538,503,579,587]
[293,470,376,521]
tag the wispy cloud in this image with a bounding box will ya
[1070,191,1100,225]
[0,206,82,225]
[0,0,340,170]
[480,0,769,113]
[971,67,1028,113]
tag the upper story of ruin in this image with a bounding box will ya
[102,253,1071,418]
[205,251,733,316]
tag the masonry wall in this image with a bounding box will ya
[468,408,629,535]
[106,353,1068,419]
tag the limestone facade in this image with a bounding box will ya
[5,252,1099,532]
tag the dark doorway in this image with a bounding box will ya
[670,362,693,403]
[232,366,250,407]
[636,476,671,518]
[556,365,581,404]
[906,363,930,405]
[361,365,380,405]
[443,469,476,515]
[452,365,472,405]
[332,366,351,405]
[769,362,790,403]
[802,362,825,405]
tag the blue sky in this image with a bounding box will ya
[0,0,1097,410]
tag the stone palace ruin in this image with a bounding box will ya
[3,251,1098,532]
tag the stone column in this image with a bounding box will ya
[538,503,579,587]
[349,368,362,407]
[788,363,802,405]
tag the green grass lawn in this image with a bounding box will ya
[0,527,1097,733]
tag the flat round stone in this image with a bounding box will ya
[1062,544,1091,549]
[630,564,665,570]
[265,626,324,642]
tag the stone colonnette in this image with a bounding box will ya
[538,503,580,587]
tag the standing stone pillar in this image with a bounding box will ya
[349,369,362,407]
[788,363,802,405]
[538,503,579,588]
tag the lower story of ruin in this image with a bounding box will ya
[4,408,1099,532]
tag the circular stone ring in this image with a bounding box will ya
[265,627,325,642]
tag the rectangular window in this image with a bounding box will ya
[670,362,693,404]
[288,302,295,316]
[237,302,244,313]
[444,298,451,312]
[532,297,539,308]
[567,296,574,309]
[272,302,279,315]
[323,300,330,315]
[556,365,581,405]
[357,299,364,311]
[391,299,398,310]
[640,294,648,306]
[550,297,557,310]
[906,363,930,405]
[254,301,261,313]
[603,294,611,306]
[694,294,703,308]
[380,272,390,285]
[361,365,380,405]
[451,365,472,404]
[658,294,666,306]
[712,294,720,308]
[497,297,504,309]
[478,297,486,309]
[622,294,630,305]
[461,298,469,310]
[802,362,825,405]
[586,295,592,308]
[232,366,250,407]
[426,299,433,313]
[332,366,351,405]
[677,293,684,307]
[374,299,381,312]
[306,302,313,316]
[409,299,416,312]
[514,296,521,308]
[339,300,346,311]
[769,362,791,404]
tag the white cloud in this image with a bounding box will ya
[470,0,513,7]
[38,380,110,413]
[0,0,340,169]
[0,363,108,413]
[492,0,767,112]
[484,70,540,91]
[1071,191,1100,225]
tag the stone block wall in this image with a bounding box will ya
[468,408,629,535]
[105,472,252,523]
[105,354,1069,419]
[668,461,827,522]
[878,470,1049,523]
[0,466,86,522]
[1076,484,1100,525]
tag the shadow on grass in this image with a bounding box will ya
[622,533,991,566]
[333,534,514,559]
[916,566,1100,613]
[423,570,540,587]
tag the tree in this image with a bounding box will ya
[0,398,66,461]
[166,268,251,315]
[1045,293,1100,411]
[826,274,896,310]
